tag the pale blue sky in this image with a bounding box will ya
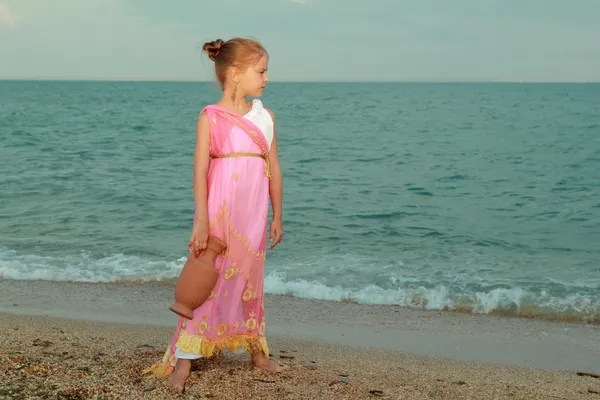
[1,0,599,81]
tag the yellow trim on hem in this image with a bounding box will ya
[142,360,173,379]
[142,347,176,379]
[142,330,270,379]
[176,329,269,358]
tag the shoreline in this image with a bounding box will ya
[4,278,599,326]
[1,279,600,399]
[1,279,599,373]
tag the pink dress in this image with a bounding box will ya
[144,100,274,378]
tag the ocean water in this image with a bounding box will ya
[1,81,599,323]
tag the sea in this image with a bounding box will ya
[1,81,599,323]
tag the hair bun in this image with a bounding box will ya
[203,39,224,61]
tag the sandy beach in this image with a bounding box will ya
[1,280,599,399]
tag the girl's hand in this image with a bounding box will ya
[189,220,209,257]
[269,217,283,249]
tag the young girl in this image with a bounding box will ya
[143,37,288,393]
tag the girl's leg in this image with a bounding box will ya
[166,358,192,393]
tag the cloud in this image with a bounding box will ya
[0,3,17,27]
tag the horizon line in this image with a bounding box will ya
[1,78,599,84]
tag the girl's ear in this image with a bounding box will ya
[228,66,241,84]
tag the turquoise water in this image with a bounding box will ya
[1,81,599,322]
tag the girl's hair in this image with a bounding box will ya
[202,38,267,88]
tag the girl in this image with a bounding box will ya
[143,37,288,393]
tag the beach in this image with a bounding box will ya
[1,280,599,399]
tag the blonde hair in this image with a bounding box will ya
[202,38,267,88]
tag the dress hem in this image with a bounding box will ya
[142,330,269,379]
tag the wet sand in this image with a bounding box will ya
[1,280,599,399]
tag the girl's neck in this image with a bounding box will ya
[219,89,252,115]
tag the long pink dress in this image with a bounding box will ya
[144,102,273,378]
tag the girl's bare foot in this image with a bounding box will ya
[251,353,291,373]
[166,359,191,394]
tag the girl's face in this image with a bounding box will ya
[238,54,269,98]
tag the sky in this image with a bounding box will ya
[1,0,599,82]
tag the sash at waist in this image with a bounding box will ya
[210,152,271,179]
[211,152,266,160]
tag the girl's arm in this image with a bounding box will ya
[193,112,211,224]
[266,109,282,220]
